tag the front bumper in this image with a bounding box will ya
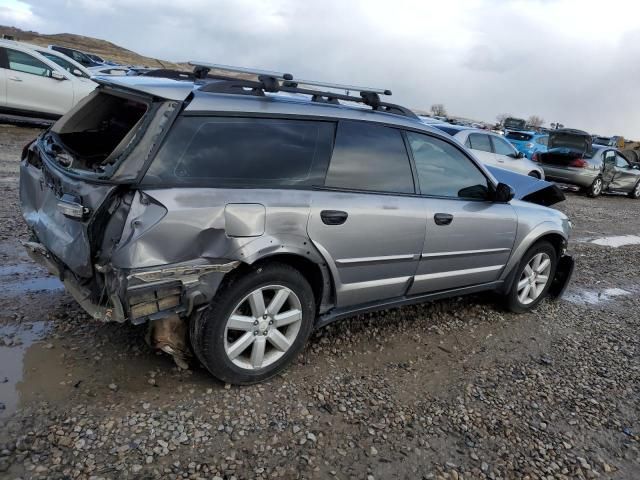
[22,240,239,324]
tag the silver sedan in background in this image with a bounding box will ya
[533,129,640,199]
[433,124,546,179]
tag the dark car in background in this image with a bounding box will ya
[534,129,640,198]
[503,117,527,132]
[49,44,103,68]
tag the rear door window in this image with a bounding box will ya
[144,117,335,187]
[324,121,414,194]
[5,48,52,77]
[467,133,492,153]
[407,132,489,200]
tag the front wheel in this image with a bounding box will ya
[505,241,557,313]
[190,263,315,385]
[628,180,640,199]
[587,176,603,197]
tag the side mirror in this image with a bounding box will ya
[494,182,515,203]
[51,71,66,80]
[517,151,525,158]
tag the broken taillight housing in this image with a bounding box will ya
[21,140,33,160]
[569,158,587,168]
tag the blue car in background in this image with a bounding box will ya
[505,131,549,159]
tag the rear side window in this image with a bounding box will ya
[467,133,492,152]
[144,117,334,187]
[5,48,52,77]
[324,121,414,194]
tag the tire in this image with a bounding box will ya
[190,263,315,385]
[528,171,541,179]
[505,241,557,313]
[587,176,603,198]
[628,180,640,199]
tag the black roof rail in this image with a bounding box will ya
[140,68,195,80]
[189,61,418,120]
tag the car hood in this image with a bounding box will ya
[548,129,592,155]
[486,166,565,207]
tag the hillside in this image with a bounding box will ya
[0,25,181,69]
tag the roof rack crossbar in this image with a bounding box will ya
[190,62,416,119]
[189,61,293,81]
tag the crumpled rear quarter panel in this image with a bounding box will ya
[110,188,321,269]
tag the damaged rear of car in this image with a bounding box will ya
[20,78,239,347]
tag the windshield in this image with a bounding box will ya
[593,136,611,145]
[506,132,533,141]
[39,51,90,78]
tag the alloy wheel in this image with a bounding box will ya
[517,252,552,305]
[592,178,602,196]
[223,285,303,370]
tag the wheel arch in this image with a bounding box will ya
[247,253,335,316]
[499,222,568,293]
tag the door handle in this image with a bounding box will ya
[320,210,348,225]
[8,76,22,82]
[434,213,453,226]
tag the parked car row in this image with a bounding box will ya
[2,38,637,205]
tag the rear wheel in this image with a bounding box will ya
[528,171,541,179]
[587,176,603,198]
[190,263,315,385]
[505,241,557,313]
[628,180,640,199]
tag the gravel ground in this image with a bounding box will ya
[0,124,639,479]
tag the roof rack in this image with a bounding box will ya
[188,61,417,119]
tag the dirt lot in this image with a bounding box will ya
[0,124,639,480]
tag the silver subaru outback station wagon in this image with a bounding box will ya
[19,63,574,384]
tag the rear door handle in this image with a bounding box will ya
[320,210,348,225]
[434,213,453,226]
[8,76,22,82]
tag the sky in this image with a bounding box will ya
[1,0,639,138]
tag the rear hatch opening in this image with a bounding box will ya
[44,90,150,175]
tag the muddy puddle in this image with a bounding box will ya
[0,263,62,295]
[584,235,640,248]
[0,321,51,417]
[563,287,632,306]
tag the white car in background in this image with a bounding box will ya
[433,124,545,179]
[0,40,97,119]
